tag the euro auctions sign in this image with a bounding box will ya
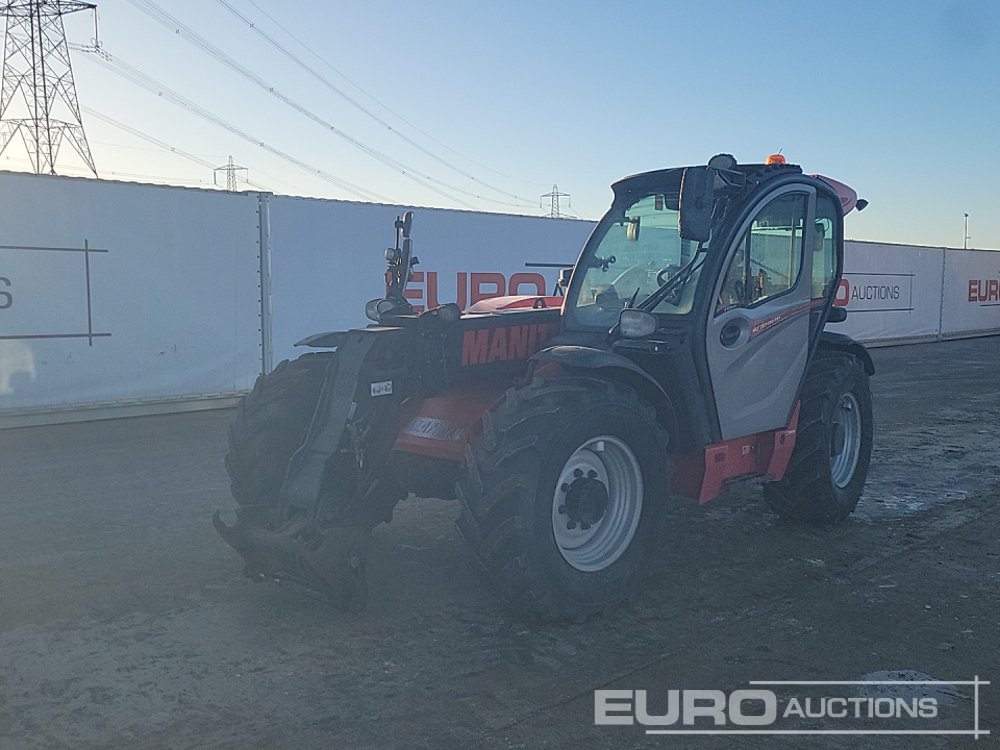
[834,273,913,312]
[594,678,990,738]
[833,243,1000,343]
[967,278,1000,304]
[941,248,1000,335]
[833,242,945,342]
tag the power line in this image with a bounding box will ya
[124,0,532,211]
[214,0,540,202]
[87,107,314,196]
[240,0,547,190]
[82,105,271,191]
[90,138,225,157]
[1,153,214,184]
[72,43,388,201]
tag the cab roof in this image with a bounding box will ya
[610,162,862,215]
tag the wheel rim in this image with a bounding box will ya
[551,435,643,572]
[830,392,862,489]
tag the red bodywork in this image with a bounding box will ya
[393,301,559,463]
[394,383,507,463]
[396,391,799,503]
[392,298,802,503]
[672,403,799,502]
[814,174,861,215]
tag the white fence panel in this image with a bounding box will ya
[3,173,997,425]
[0,172,263,417]
[830,241,945,343]
[940,248,1000,337]
[267,197,593,365]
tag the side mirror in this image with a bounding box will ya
[679,167,714,242]
[401,210,414,239]
[827,306,848,323]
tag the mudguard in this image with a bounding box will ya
[295,330,347,348]
[531,345,672,403]
[818,331,875,375]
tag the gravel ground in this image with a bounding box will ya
[1,336,998,749]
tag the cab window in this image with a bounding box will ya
[716,193,807,314]
[812,193,839,299]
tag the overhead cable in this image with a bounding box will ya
[72,43,388,202]
[126,0,530,210]
[216,0,543,199]
[84,106,273,191]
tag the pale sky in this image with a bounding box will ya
[3,0,999,249]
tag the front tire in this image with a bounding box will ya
[457,378,671,619]
[764,350,873,523]
[225,353,332,508]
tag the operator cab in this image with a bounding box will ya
[558,154,863,447]
[564,166,703,331]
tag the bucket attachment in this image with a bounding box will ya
[215,327,411,609]
[213,507,371,609]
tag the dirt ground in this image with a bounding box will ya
[1,337,998,749]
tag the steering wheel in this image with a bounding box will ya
[610,263,653,288]
[656,264,682,287]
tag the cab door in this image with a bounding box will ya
[705,185,815,440]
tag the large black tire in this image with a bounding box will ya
[764,350,873,523]
[225,352,332,508]
[456,377,671,620]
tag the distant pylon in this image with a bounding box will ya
[214,155,247,191]
[540,183,570,218]
[0,1,98,176]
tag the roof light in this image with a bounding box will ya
[766,153,786,165]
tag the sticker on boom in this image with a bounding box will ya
[370,380,393,397]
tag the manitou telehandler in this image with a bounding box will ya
[215,153,874,619]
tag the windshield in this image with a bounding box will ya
[569,192,704,329]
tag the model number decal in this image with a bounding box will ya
[370,380,393,397]
[402,417,464,441]
[0,276,11,309]
[749,302,812,339]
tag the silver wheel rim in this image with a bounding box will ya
[831,392,862,489]
[551,435,643,572]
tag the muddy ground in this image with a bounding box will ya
[1,337,998,749]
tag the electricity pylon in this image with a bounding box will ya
[214,155,247,191]
[541,183,570,218]
[0,1,98,176]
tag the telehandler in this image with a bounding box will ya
[215,153,873,618]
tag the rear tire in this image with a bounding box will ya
[225,353,331,508]
[764,350,873,523]
[456,377,671,620]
